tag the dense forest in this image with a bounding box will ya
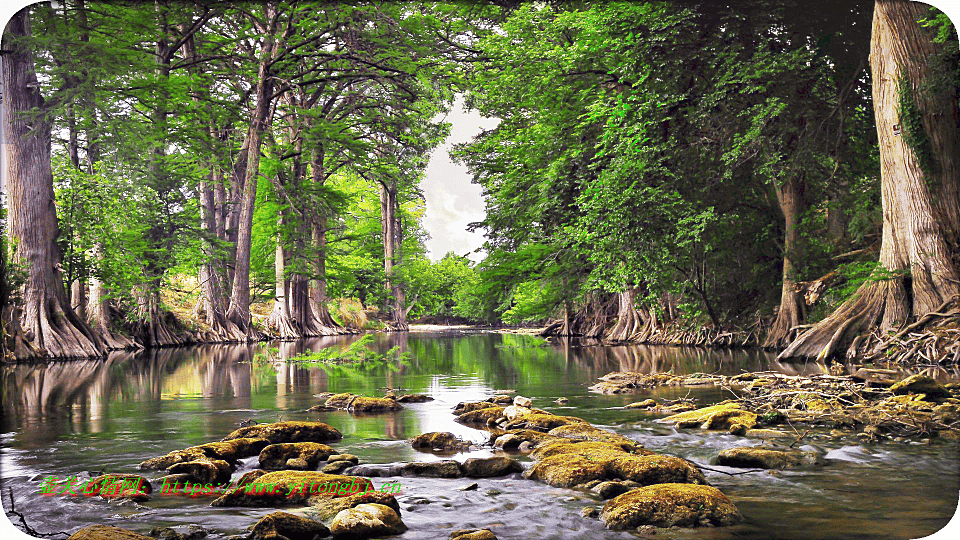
[1,0,958,364]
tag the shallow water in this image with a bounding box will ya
[1,330,957,539]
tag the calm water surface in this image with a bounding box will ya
[1,330,958,539]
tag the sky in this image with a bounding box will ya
[421,97,498,262]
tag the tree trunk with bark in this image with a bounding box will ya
[780,0,960,362]
[225,4,280,338]
[379,181,408,331]
[764,176,807,348]
[2,8,104,359]
[607,289,644,342]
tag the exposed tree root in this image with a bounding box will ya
[132,287,189,348]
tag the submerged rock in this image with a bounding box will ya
[329,503,407,537]
[411,432,471,451]
[248,511,329,540]
[221,422,342,444]
[716,446,824,469]
[600,483,742,528]
[401,460,462,478]
[450,529,497,540]
[461,457,523,478]
[259,443,337,470]
[659,402,758,431]
[624,399,658,409]
[68,525,152,540]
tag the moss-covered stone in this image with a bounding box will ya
[259,442,338,470]
[321,461,354,474]
[67,525,152,540]
[210,471,373,507]
[624,399,658,409]
[600,483,742,529]
[502,412,585,431]
[167,459,232,485]
[717,447,824,469]
[890,374,950,400]
[530,440,651,460]
[349,396,403,412]
[660,402,757,430]
[248,511,329,540]
[456,406,505,425]
[222,422,342,444]
[85,474,153,498]
[453,401,495,414]
[546,424,644,449]
[324,393,358,409]
[608,454,707,486]
[461,457,523,478]
[491,429,563,450]
[411,432,471,451]
[396,394,434,403]
[522,453,608,487]
[329,503,407,537]
[303,491,401,521]
[450,529,497,540]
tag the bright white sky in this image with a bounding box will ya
[421,97,498,262]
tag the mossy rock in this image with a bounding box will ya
[167,459,232,485]
[717,447,824,469]
[660,402,757,430]
[522,453,608,487]
[491,429,563,450]
[85,474,153,497]
[600,483,742,529]
[625,399,658,409]
[608,454,707,486]
[547,424,645,448]
[302,491,401,521]
[461,457,523,478]
[67,525,152,540]
[329,503,407,537]
[453,401,496,414]
[324,393,358,409]
[210,471,373,507]
[321,461,354,474]
[450,529,497,540]
[502,412,585,431]
[193,438,270,461]
[530,440,650,461]
[248,511,329,540]
[456,406,505,425]
[221,422,342,444]
[890,374,950,400]
[259,442,337,470]
[411,432,471,450]
[349,396,403,412]
[397,394,434,403]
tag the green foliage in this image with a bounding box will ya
[897,73,939,178]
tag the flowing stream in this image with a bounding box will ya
[2,330,958,539]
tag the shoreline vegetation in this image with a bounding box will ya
[2,0,959,368]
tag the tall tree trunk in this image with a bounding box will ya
[780,0,960,362]
[2,8,104,359]
[225,5,279,338]
[607,289,643,342]
[379,181,408,330]
[86,244,134,349]
[266,212,301,338]
[764,176,807,348]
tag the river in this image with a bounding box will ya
[1,330,957,539]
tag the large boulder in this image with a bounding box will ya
[600,484,742,529]
[67,525,152,540]
[166,459,232,485]
[450,529,497,540]
[461,457,523,478]
[210,471,373,507]
[259,443,338,470]
[396,394,433,403]
[329,503,407,537]
[222,422,342,444]
[547,423,645,449]
[522,454,608,487]
[248,511,329,540]
[659,402,758,431]
[717,447,824,469]
[325,393,358,409]
[607,454,707,486]
[524,442,703,488]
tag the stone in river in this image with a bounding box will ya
[717,446,824,469]
[411,431,471,451]
[221,421,342,444]
[329,503,407,537]
[401,460,462,478]
[67,525,152,540]
[600,484,742,529]
[248,511,329,540]
[258,442,337,470]
[450,529,498,540]
[461,457,523,478]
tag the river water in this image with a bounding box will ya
[1,330,958,539]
